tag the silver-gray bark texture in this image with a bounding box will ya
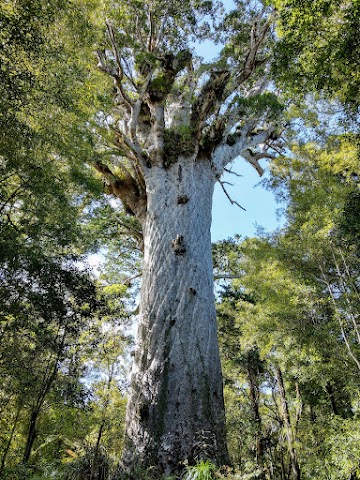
[122,160,228,473]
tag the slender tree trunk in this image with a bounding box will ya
[274,367,301,480]
[90,368,114,480]
[22,342,63,463]
[325,382,339,416]
[23,409,38,463]
[122,159,228,474]
[0,404,22,476]
[320,265,360,372]
[90,421,106,480]
[279,448,288,480]
[309,405,316,424]
[247,368,265,478]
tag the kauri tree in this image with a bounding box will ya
[93,0,284,473]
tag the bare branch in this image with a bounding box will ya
[224,167,243,177]
[214,274,242,280]
[234,13,274,87]
[122,273,142,285]
[218,180,246,211]
[106,21,134,108]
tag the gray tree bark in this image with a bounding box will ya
[121,158,228,474]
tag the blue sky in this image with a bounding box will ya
[212,160,284,241]
[193,19,284,241]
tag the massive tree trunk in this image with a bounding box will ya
[121,158,228,473]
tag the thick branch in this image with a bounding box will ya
[129,73,153,155]
[96,49,132,112]
[212,125,277,176]
[105,21,134,108]
[147,10,155,51]
[240,149,275,176]
[93,161,147,222]
[112,125,148,170]
[234,14,274,86]
[191,70,231,142]
[146,51,192,164]
[191,12,274,149]
[148,103,165,165]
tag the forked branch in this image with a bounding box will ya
[218,180,246,211]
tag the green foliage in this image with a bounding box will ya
[215,134,360,480]
[163,126,195,166]
[0,1,136,476]
[272,0,360,115]
[235,93,285,121]
[104,0,220,55]
[61,445,110,480]
[266,136,360,370]
[184,460,217,480]
[2,0,359,477]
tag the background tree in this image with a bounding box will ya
[57,285,132,480]
[0,0,132,477]
[272,0,360,116]
[213,134,360,480]
[266,135,360,371]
